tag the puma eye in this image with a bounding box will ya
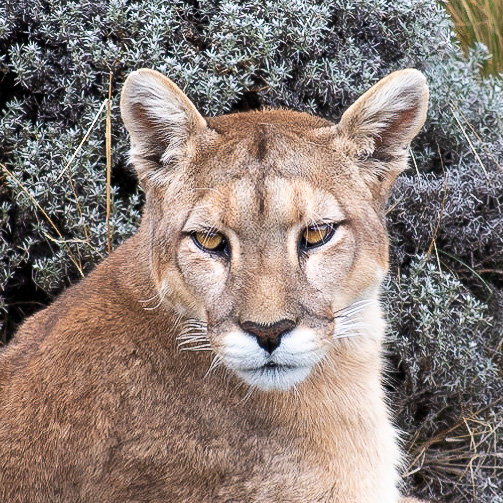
[192,230,228,254]
[300,223,336,250]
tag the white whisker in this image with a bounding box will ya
[143,296,166,311]
[335,301,372,319]
[182,322,207,328]
[240,385,256,404]
[177,338,209,348]
[336,322,372,330]
[204,355,224,378]
[337,299,372,310]
[177,330,206,339]
[331,298,375,343]
[177,333,207,340]
[142,285,170,311]
[176,334,208,341]
[310,210,334,227]
[181,345,213,352]
[334,332,366,340]
[138,292,161,304]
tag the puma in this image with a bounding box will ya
[0,68,429,502]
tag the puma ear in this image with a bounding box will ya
[120,69,207,185]
[336,69,429,199]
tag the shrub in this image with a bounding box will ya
[384,257,502,501]
[0,1,502,500]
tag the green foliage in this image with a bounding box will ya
[0,1,502,500]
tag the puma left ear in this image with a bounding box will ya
[121,69,208,186]
[337,69,429,199]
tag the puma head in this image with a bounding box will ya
[121,68,428,391]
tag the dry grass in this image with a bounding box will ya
[405,399,503,501]
[0,162,85,278]
[0,85,114,272]
[446,0,503,75]
[106,72,113,254]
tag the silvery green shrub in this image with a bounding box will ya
[0,1,501,500]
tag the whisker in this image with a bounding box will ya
[143,296,167,311]
[176,334,208,341]
[179,330,207,336]
[333,332,366,340]
[310,210,334,227]
[177,338,209,348]
[240,385,256,404]
[331,297,376,343]
[204,355,224,378]
[142,284,170,311]
[178,319,207,330]
[172,312,184,329]
[138,292,161,304]
[178,323,207,329]
[336,321,372,330]
[179,325,207,332]
[336,299,372,311]
[177,336,208,343]
[335,300,373,318]
[181,346,213,352]
[177,333,208,340]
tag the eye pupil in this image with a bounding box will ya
[301,223,335,249]
[193,231,228,253]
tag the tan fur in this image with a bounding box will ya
[0,69,429,502]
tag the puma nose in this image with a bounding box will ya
[240,319,296,354]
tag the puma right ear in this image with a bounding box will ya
[336,69,429,199]
[121,69,208,185]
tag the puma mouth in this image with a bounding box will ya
[221,328,325,391]
[264,361,279,368]
[236,364,312,391]
[241,361,300,371]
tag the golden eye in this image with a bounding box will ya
[301,223,335,249]
[192,230,228,253]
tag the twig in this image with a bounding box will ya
[66,172,90,252]
[450,104,489,178]
[405,398,503,476]
[106,71,113,254]
[439,250,493,294]
[427,143,448,258]
[385,197,403,215]
[56,98,108,182]
[452,104,503,172]
[454,268,503,276]
[410,148,421,178]
[0,162,84,278]
[433,239,442,276]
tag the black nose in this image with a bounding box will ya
[240,319,296,354]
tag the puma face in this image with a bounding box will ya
[171,169,387,392]
[121,69,428,391]
[176,181,362,389]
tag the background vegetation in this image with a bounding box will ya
[0,1,502,501]
[447,0,503,75]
